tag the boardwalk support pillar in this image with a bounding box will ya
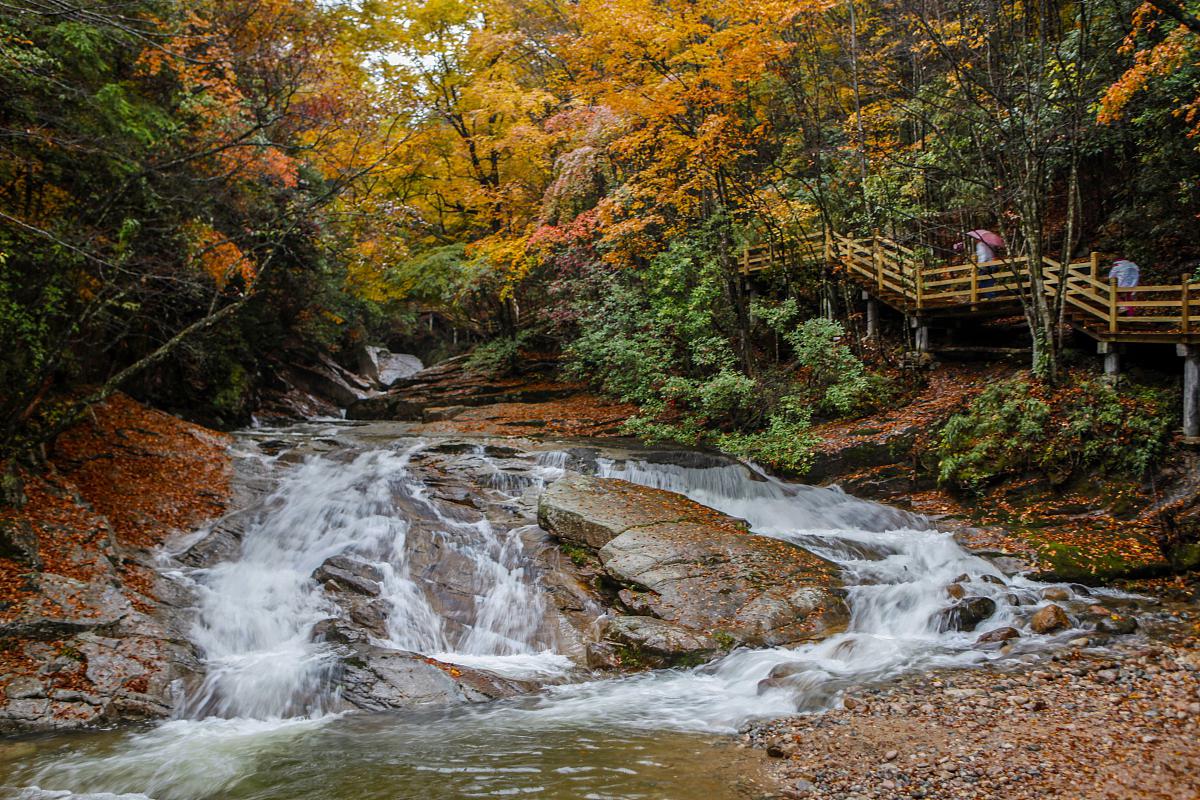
[911,317,930,353]
[1098,341,1121,379]
[863,290,879,338]
[1180,344,1200,439]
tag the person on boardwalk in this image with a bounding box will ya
[1109,259,1140,315]
[955,229,1005,297]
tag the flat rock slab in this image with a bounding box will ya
[314,620,527,711]
[539,473,845,649]
[538,472,706,550]
[603,616,719,668]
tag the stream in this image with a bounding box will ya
[0,421,1134,799]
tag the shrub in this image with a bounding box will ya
[755,299,894,417]
[936,375,1175,491]
[716,395,818,472]
[465,331,533,377]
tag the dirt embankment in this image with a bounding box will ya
[0,393,231,732]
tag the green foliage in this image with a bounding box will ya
[465,331,533,377]
[716,395,818,473]
[754,299,893,418]
[936,376,1175,491]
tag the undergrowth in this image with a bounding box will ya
[936,374,1175,491]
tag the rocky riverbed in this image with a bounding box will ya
[748,610,1200,800]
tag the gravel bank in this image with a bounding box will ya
[747,609,1200,800]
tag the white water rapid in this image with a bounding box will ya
[6,426,1113,800]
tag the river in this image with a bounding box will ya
[0,420,1125,799]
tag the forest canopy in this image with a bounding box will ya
[2,0,1199,465]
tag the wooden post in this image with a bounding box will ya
[1109,276,1119,334]
[1180,344,1200,439]
[872,229,883,292]
[1090,251,1100,283]
[824,228,833,263]
[970,263,979,305]
[915,263,924,310]
[911,317,930,353]
[741,246,750,276]
[1183,274,1191,334]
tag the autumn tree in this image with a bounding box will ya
[0,0,387,459]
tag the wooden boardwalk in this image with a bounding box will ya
[742,232,1200,344]
[741,231,1200,436]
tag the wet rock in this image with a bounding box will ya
[1094,612,1138,635]
[0,519,41,567]
[1042,587,1071,602]
[348,600,391,637]
[0,574,130,640]
[946,583,967,600]
[935,596,997,632]
[178,513,249,567]
[313,620,528,711]
[980,574,1006,586]
[976,626,1021,645]
[313,555,384,597]
[1030,604,1071,634]
[602,616,721,668]
[584,641,623,670]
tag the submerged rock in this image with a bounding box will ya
[1094,611,1139,635]
[934,596,997,632]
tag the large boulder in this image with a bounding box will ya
[538,473,845,650]
[357,346,424,388]
[538,472,696,550]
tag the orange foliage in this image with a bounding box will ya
[1099,5,1200,140]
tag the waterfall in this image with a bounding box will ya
[183,440,562,719]
[10,432,1116,800]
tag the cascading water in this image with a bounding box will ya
[5,427,1115,800]
[182,438,567,721]
[582,455,1044,714]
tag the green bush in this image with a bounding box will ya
[756,299,893,417]
[716,395,818,472]
[936,375,1175,491]
[465,331,533,377]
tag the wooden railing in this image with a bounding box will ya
[740,233,826,274]
[743,231,1200,340]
